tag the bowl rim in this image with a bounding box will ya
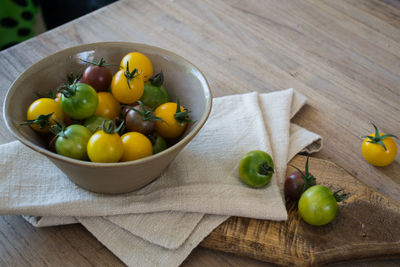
[3,41,212,168]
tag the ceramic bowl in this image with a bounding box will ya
[3,42,212,194]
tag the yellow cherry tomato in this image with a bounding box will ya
[120,52,153,82]
[87,130,123,163]
[94,92,120,119]
[120,132,153,162]
[361,124,398,167]
[111,68,144,104]
[154,102,190,139]
[25,98,64,133]
[362,134,397,167]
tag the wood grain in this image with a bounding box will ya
[201,155,400,266]
[0,0,399,266]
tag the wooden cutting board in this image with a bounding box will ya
[200,155,400,266]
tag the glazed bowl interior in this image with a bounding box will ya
[4,42,212,169]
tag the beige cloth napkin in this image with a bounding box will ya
[1,89,322,266]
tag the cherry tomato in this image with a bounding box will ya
[362,124,397,167]
[238,150,274,187]
[298,185,340,226]
[111,63,144,104]
[284,157,316,200]
[60,82,98,120]
[80,58,113,91]
[120,132,153,162]
[148,132,167,154]
[154,100,192,139]
[285,172,306,200]
[140,72,169,108]
[125,102,162,135]
[24,98,64,133]
[120,105,131,119]
[54,124,92,160]
[84,115,111,133]
[120,52,153,82]
[94,92,120,120]
[87,121,123,163]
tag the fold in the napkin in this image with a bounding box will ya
[24,211,204,249]
[0,89,322,266]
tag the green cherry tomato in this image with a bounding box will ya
[61,83,98,120]
[139,72,169,108]
[84,115,111,133]
[55,125,92,160]
[238,150,274,187]
[148,132,167,154]
[298,185,338,226]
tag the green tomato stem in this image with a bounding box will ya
[35,89,57,99]
[174,98,195,125]
[60,80,79,98]
[258,161,274,176]
[333,189,349,202]
[102,120,124,134]
[124,61,140,89]
[21,112,54,129]
[49,120,67,138]
[290,156,316,193]
[80,57,118,67]
[149,72,164,86]
[362,123,398,151]
[128,101,165,122]
[66,71,83,85]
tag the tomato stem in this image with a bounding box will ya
[362,123,398,151]
[35,89,57,99]
[80,57,117,67]
[259,161,274,176]
[59,80,78,98]
[333,189,349,202]
[66,71,82,85]
[290,156,316,193]
[102,120,124,134]
[149,72,164,87]
[49,120,67,138]
[174,98,195,126]
[21,113,54,129]
[126,101,165,122]
[124,61,140,89]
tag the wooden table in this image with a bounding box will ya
[1,0,399,266]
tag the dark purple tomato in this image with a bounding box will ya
[284,171,304,200]
[120,103,137,119]
[80,60,112,91]
[125,104,156,135]
[284,171,316,200]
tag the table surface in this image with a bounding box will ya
[0,0,399,266]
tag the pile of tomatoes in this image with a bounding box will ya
[22,52,193,163]
[284,157,348,226]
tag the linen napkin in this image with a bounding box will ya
[0,88,322,266]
